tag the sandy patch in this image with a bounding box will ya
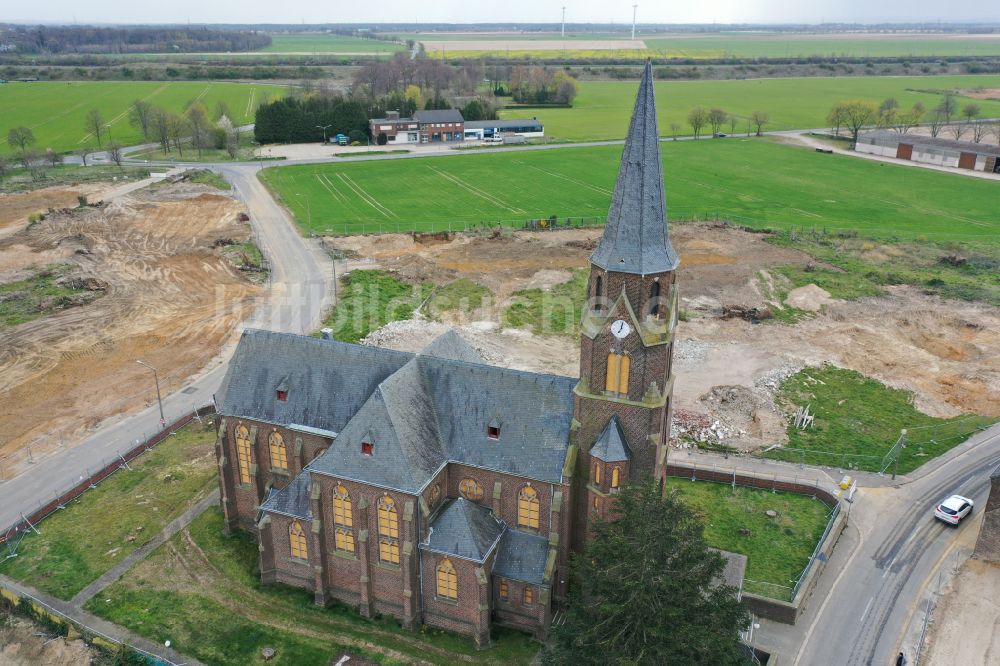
[785,284,838,312]
[924,558,1000,666]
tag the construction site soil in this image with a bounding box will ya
[0,180,261,475]
[334,224,1000,450]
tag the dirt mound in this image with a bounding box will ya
[0,612,96,666]
[0,181,261,471]
[785,284,837,312]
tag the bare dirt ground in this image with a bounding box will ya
[0,180,261,473]
[924,557,1000,665]
[334,224,1000,449]
[0,609,96,666]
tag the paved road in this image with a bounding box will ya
[0,164,333,531]
[755,423,1000,665]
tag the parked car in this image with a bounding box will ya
[934,495,974,525]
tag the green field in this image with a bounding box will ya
[500,75,1000,141]
[262,33,406,53]
[261,139,999,243]
[0,81,285,155]
[664,477,832,599]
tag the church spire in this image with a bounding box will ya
[589,61,679,276]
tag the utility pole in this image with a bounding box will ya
[561,7,566,38]
[136,360,166,428]
[316,124,332,145]
[631,4,638,41]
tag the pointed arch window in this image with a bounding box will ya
[523,586,535,605]
[605,353,631,395]
[611,467,621,489]
[436,558,458,600]
[518,484,540,529]
[269,431,287,471]
[333,484,354,553]
[593,462,602,485]
[235,424,252,485]
[377,495,400,564]
[289,520,308,559]
[593,274,604,310]
[649,280,662,317]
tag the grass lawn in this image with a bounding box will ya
[262,34,406,54]
[261,138,999,245]
[0,81,285,156]
[664,477,833,599]
[499,75,1000,141]
[426,278,492,320]
[0,420,218,599]
[0,264,104,331]
[503,269,589,336]
[767,366,997,473]
[320,269,431,343]
[88,508,540,666]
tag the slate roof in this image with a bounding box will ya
[589,416,632,463]
[260,473,312,520]
[421,498,505,562]
[414,109,464,124]
[590,60,680,276]
[215,329,412,434]
[493,529,551,586]
[218,329,576,493]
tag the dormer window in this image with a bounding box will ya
[361,441,374,456]
[487,417,502,440]
[276,390,288,402]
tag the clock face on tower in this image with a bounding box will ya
[610,319,632,339]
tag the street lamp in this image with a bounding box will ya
[136,360,166,428]
[316,124,332,145]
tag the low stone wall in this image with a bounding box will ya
[664,463,846,625]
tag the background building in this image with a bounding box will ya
[856,130,1000,173]
[464,119,545,142]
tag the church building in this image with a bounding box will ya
[212,62,680,646]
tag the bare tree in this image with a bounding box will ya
[669,122,681,140]
[841,100,878,147]
[84,109,106,149]
[729,114,739,136]
[186,103,212,157]
[708,108,728,136]
[0,157,9,183]
[167,114,188,156]
[687,107,708,139]
[44,149,62,168]
[107,142,123,168]
[7,126,36,167]
[992,118,1000,146]
[972,120,989,143]
[750,111,770,136]
[950,122,965,140]
[927,110,946,137]
[938,93,957,124]
[151,107,171,153]
[129,100,154,142]
[877,98,899,129]
[77,146,92,166]
[893,102,925,134]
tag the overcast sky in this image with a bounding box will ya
[5,0,999,25]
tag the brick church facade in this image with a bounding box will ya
[212,62,680,647]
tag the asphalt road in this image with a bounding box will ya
[758,423,1000,666]
[0,164,333,531]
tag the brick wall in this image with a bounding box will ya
[420,549,493,646]
[493,577,547,634]
[263,513,315,590]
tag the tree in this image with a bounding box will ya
[708,108,728,136]
[166,114,188,156]
[729,114,739,136]
[992,118,1000,146]
[106,142,123,168]
[840,100,878,147]
[827,102,848,136]
[0,157,9,183]
[687,107,708,139]
[877,98,899,129]
[928,109,946,138]
[151,107,171,153]
[669,122,681,140]
[750,111,770,136]
[404,84,424,111]
[7,126,36,167]
[44,149,62,168]
[84,109,105,149]
[186,103,211,157]
[129,100,154,142]
[543,481,750,666]
[77,146,93,166]
[938,93,957,124]
[894,102,924,134]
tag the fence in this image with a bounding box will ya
[663,461,844,613]
[1,405,215,552]
[0,582,184,666]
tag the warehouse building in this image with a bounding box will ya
[464,119,545,142]
[856,130,1000,173]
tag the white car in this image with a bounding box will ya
[934,495,974,525]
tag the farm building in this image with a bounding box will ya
[856,130,1000,173]
[464,119,545,141]
[369,109,465,144]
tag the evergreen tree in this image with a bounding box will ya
[544,481,751,666]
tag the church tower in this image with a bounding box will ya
[572,62,680,546]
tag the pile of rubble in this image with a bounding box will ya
[671,408,746,447]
